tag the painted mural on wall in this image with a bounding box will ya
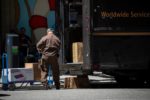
[17,0,56,43]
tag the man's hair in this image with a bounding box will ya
[47,28,54,33]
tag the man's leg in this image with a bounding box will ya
[40,59,48,86]
[50,56,60,89]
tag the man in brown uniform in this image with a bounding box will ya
[36,28,61,89]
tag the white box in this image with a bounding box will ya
[2,68,33,83]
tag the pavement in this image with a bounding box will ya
[1,87,150,100]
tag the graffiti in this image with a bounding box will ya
[17,0,56,43]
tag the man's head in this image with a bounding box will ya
[47,28,54,34]
[20,27,26,35]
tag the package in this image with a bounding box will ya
[25,63,41,80]
[64,75,90,89]
[72,42,83,63]
[2,68,33,83]
[64,77,78,89]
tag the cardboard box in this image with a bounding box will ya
[2,68,33,83]
[64,75,90,89]
[64,77,78,89]
[72,42,83,63]
[25,63,41,81]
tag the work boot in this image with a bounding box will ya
[54,82,60,90]
[55,85,60,90]
[56,86,60,90]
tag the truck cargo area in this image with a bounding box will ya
[91,35,150,84]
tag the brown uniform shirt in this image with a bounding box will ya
[36,33,61,59]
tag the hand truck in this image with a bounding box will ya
[1,53,53,90]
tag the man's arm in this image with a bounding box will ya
[36,37,45,53]
[56,38,61,57]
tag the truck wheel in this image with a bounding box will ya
[146,79,150,87]
[115,76,145,87]
[115,76,129,86]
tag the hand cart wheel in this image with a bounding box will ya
[8,83,16,91]
[2,84,9,90]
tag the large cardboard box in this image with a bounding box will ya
[2,68,33,83]
[72,42,83,63]
[64,76,78,89]
[25,63,41,81]
[64,75,90,89]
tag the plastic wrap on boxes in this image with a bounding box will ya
[2,68,33,83]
